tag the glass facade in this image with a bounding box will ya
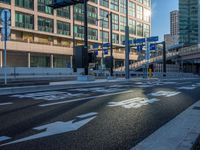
[15,12,34,29]
[57,7,70,19]
[57,21,70,36]
[38,0,53,15]
[38,17,54,33]
[179,0,199,45]
[15,0,34,10]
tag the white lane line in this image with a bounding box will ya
[0,102,13,106]
[149,91,181,97]
[131,100,200,150]
[39,90,133,107]
[0,136,11,142]
[108,98,160,109]
[177,86,196,90]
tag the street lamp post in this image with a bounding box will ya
[109,12,113,76]
[125,0,130,79]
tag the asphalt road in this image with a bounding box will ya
[0,78,200,150]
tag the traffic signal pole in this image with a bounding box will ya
[110,12,113,76]
[125,0,130,79]
[163,41,166,77]
[83,0,88,75]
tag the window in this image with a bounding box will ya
[15,0,34,10]
[74,4,84,22]
[121,35,125,44]
[129,19,136,35]
[15,12,34,29]
[100,9,109,28]
[112,13,119,31]
[137,0,143,4]
[88,28,98,40]
[38,17,54,33]
[88,5,98,25]
[110,0,119,11]
[129,1,135,17]
[144,8,151,22]
[136,5,143,20]
[38,0,53,15]
[112,33,119,44]
[90,0,98,4]
[144,24,150,37]
[57,7,70,19]
[0,0,11,4]
[120,16,126,32]
[100,31,109,42]
[74,25,84,38]
[57,21,70,35]
[120,0,126,14]
[100,0,109,7]
[137,22,143,36]
[143,0,151,7]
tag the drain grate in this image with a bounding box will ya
[193,106,200,110]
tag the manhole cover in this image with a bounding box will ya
[193,106,200,110]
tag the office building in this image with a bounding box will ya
[0,0,151,68]
[179,0,200,45]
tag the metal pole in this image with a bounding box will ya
[4,12,7,85]
[84,0,88,75]
[72,5,77,72]
[125,0,130,79]
[101,19,104,70]
[110,12,113,76]
[163,41,166,77]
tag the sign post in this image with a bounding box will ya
[1,9,11,85]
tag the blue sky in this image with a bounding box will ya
[151,0,178,41]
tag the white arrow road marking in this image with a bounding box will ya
[0,136,11,142]
[11,91,85,101]
[0,102,13,106]
[149,91,181,97]
[108,97,160,109]
[177,86,196,90]
[1,112,98,146]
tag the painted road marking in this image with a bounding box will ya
[0,102,13,106]
[149,91,181,97]
[11,91,86,101]
[1,112,98,146]
[0,136,11,142]
[108,97,160,109]
[39,90,133,107]
[73,87,123,93]
[177,86,196,90]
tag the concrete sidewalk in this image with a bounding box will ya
[132,100,200,150]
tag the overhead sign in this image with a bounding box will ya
[104,49,108,55]
[1,112,98,146]
[134,38,146,44]
[147,36,159,42]
[93,43,99,49]
[103,43,110,48]
[150,43,157,51]
[137,45,143,52]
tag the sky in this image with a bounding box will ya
[151,0,178,41]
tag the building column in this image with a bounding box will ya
[70,56,73,68]
[0,51,2,68]
[51,54,54,68]
[28,53,31,68]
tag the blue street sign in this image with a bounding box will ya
[104,49,108,55]
[94,50,98,55]
[150,43,157,50]
[93,43,99,49]
[103,43,110,47]
[147,36,159,42]
[137,45,143,52]
[134,38,146,44]
[129,40,133,45]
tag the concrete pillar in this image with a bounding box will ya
[28,52,31,68]
[0,51,2,68]
[51,55,54,68]
[70,56,73,68]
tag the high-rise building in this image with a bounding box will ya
[0,0,151,68]
[170,10,179,36]
[179,0,200,45]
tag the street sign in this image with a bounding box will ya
[147,36,159,42]
[1,9,10,22]
[150,43,157,50]
[129,40,133,45]
[94,50,98,55]
[134,38,146,44]
[1,27,11,36]
[137,45,143,52]
[93,43,99,49]
[103,43,110,48]
[104,49,108,54]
